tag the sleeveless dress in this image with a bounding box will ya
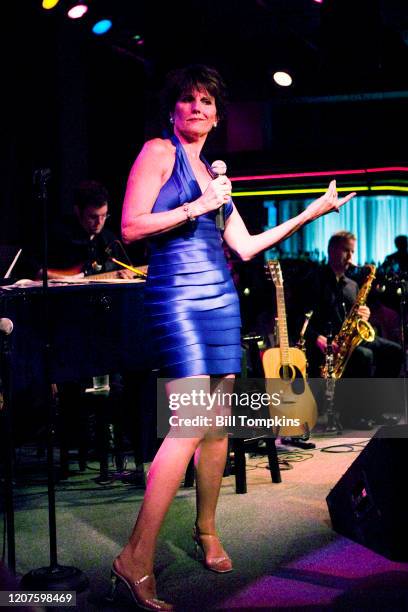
[145,134,242,378]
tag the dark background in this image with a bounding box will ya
[2,0,407,260]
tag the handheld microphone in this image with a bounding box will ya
[210,160,227,231]
[0,318,13,336]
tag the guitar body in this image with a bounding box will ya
[262,347,318,436]
[263,346,307,379]
[263,259,318,437]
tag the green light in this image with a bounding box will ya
[243,288,251,296]
[133,34,141,40]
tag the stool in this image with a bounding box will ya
[182,336,282,492]
[183,435,281,493]
[232,436,281,493]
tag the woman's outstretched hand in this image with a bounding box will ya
[306,180,356,220]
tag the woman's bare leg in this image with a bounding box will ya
[116,376,210,581]
[194,375,234,559]
[194,436,229,535]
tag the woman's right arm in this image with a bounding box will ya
[121,139,229,243]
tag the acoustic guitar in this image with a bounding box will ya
[262,260,317,436]
[46,260,148,280]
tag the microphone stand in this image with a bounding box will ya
[398,279,408,423]
[323,325,342,434]
[0,320,16,572]
[21,169,88,592]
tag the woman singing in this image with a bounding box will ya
[110,64,355,610]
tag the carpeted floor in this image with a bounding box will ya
[7,433,408,610]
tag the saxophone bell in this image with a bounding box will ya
[356,318,375,342]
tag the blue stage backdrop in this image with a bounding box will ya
[264,196,408,265]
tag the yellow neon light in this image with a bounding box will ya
[371,186,408,192]
[232,187,368,197]
[232,185,408,197]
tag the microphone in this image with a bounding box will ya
[210,160,227,231]
[105,240,133,266]
[0,318,13,336]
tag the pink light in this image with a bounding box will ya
[67,4,88,19]
[230,166,408,182]
[366,166,408,173]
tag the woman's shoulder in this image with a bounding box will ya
[141,137,175,158]
[132,138,176,182]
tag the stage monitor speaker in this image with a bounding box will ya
[326,425,408,561]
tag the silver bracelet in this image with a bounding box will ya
[183,203,195,222]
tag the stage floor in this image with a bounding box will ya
[9,431,408,610]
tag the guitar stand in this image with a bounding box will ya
[278,422,316,449]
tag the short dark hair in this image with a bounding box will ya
[394,235,407,249]
[74,180,110,212]
[161,64,228,128]
[328,230,356,252]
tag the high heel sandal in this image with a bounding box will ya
[192,525,233,573]
[107,561,173,611]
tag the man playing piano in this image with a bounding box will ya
[34,180,135,280]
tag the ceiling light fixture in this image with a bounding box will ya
[273,71,293,87]
[92,19,113,35]
[42,0,60,8]
[67,4,88,19]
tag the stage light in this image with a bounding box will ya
[42,0,60,8]
[92,19,113,35]
[273,71,293,87]
[313,0,324,4]
[67,4,88,19]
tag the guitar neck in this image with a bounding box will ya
[275,285,290,365]
[86,269,119,280]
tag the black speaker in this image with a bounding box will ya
[326,425,408,561]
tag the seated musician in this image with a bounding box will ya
[381,234,408,275]
[35,180,135,280]
[302,231,402,429]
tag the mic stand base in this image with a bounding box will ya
[21,565,89,593]
[322,415,343,436]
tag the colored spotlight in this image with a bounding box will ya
[67,4,88,19]
[273,71,293,87]
[42,0,60,8]
[92,19,112,35]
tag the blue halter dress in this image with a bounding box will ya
[145,134,242,378]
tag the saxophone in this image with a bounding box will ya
[321,264,376,379]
